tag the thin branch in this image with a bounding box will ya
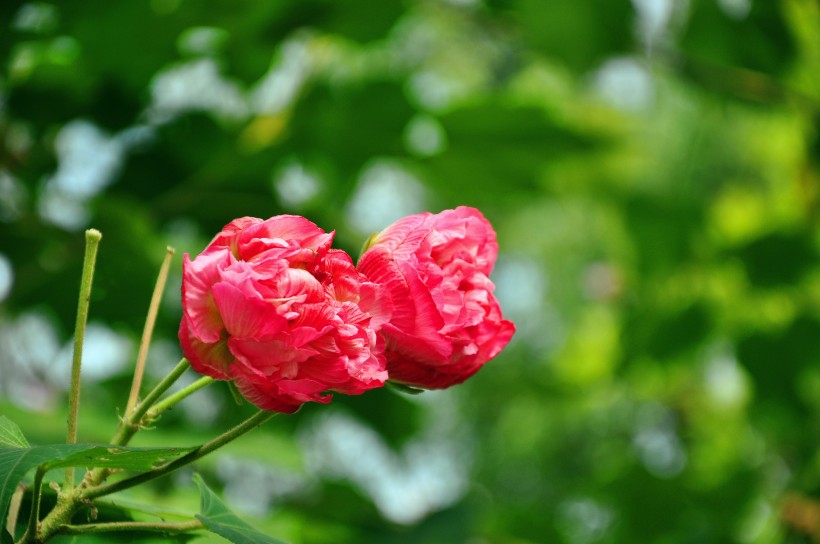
[111,358,191,447]
[126,246,175,415]
[66,228,102,489]
[81,358,192,491]
[58,519,203,535]
[148,376,214,419]
[84,410,276,501]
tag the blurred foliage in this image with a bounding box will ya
[1,0,820,543]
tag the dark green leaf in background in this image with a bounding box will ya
[487,0,635,73]
[681,0,796,77]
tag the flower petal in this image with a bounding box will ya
[368,212,432,257]
[239,215,333,261]
[232,373,330,413]
[178,315,233,379]
[212,282,287,340]
[181,249,232,343]
[207,217,264,256]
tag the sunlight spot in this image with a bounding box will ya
[54,322,133,382]
[301,408,469,525]
[592,57,654,111]
[39,120,124,230]
[52,120,123,198]
[0,311,61,409]
[404,114,447,157]
[494,257,560,350]
[557,498,614,544]
[407,71,459,111]
[38,189,89,230]
[148,58,248,123]
[632,403,687,478]
[704,350,748,408]
[346,160,426,234]
[631,0,676,47]
[0,254,13,302]
[250,36,313,115]
[273,160,322,209]
[13,3,59,34]
[718,0,751,19]
[218,457,306,516]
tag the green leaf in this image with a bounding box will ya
[0,443,195,527]
[43,445,196,472]
[0,417,29,449]
[194,474,288,544]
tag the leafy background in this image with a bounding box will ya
[1,0,819,542]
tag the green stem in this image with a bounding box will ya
[84,410,276,501]
[111,358,191,447]
[126,246,175,415]
[66,228,102,490]
[80,358,192,493]
[25,468,46,541]
[148,376,214,418]
[57,519,203,535]
[36,410,274,542]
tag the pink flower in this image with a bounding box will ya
[179,215,389,413]
[358,206,515,389]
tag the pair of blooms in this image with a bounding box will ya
[179,206,515,413]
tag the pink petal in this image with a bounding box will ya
[207,217,264,256]
[229,336,320,374]
[232,373,329,413]
[367,213,432,259]
[320,250,360,302]
[358,247,416,331]
[294,355,358,386]
[427,208,498,273]
[271,267,325,302]
[238,215,333,261]
[212,282,287,340]
[357,282,393,330]
[178,315,233,379]
[288,324,335,347]
[181,249,232,343]
[382,322,452,366]
[290,302,337,329]
[397,259,446,335]
[479,318,516,362]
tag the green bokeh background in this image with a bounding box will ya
[1,0,819,542]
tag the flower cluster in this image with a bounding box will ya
[180,207,514,412]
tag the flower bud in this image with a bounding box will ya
[358,206,514,389]
[179,215,389,413]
